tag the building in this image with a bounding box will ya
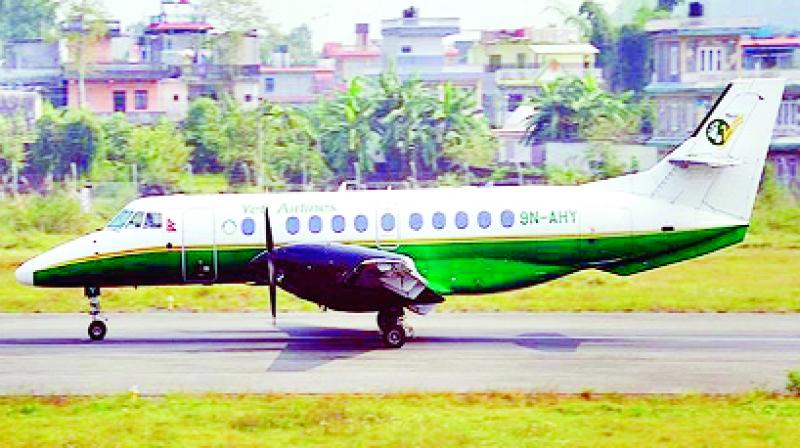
[645,1,800,190]
[0,39,65,106]
[321,24,382,83]
[470,26,601,127]
[261,57,336,106]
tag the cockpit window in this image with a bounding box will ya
[144,212,162,229]
[107,209,133,230]
[126,212,144,229]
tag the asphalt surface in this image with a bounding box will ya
[1,312,799,395]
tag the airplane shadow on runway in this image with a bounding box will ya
[0,327,598,372]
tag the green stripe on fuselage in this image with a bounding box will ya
[32,226,747,294]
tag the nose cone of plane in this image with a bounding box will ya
[15,260,35,286]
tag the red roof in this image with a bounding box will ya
[148,22,213,33]
[741,37,800,48]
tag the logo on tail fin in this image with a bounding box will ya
[705,114,744,146]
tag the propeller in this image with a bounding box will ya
[265,208,277,326]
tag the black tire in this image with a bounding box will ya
[88,321,107,341]
[377,307,403,333]
[382,325,406,349]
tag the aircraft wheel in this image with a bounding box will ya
[377,307,403,333]
[88,320,107,341]
[382,325,406,349]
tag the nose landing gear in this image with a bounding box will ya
[377,307,414,349]
[85,286,107,341]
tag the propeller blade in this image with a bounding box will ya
[269,263,277,327]
[265,207,276,326]
[265,207,274,253]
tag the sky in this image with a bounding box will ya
[100,0,622,48]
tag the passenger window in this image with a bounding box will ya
[286,216,300,235]
[331,215,345,233]
[354,215,368,233]
[455,211,468,229]
[478,211,491,229]
[309,215,322,233]
[381,213,396,231]
[432,212,446,230]
[501,210,515,228]
[144,212,162,229]
[126,211,144,229]
[409,213,423,231]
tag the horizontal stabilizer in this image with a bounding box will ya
[668,155,741,168]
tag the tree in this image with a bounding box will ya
[285,24,316,65]
[0,113,35,193]
[195,0,267,32]
[184,97,227,173]
[259,104,330,187]
[523,76,641,144]
[126,119,191,186]
[373,73,439,181]
[28,106,102,182]
[315,77,380,178]
[576,1,617,85]
[0,0,57,40]
[61,0,109,108]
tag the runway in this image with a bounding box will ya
[1,312,799,395]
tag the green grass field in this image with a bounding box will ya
[2,392,799,447]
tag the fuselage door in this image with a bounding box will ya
[182,209,217,283]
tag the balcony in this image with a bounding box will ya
[179,64,260,80]
[493,63,602,85]
[66,64,180,81]
[381,17,459,36]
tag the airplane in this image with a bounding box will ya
[15,78,784,348]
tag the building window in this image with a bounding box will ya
[134,90,148,110]
[698,47,723,72]
[669,44,679,76]
[113,91,126,112]
[401,45,412,54]
[286,217,300,235]
[265,77,275,93]
[507,93,524,112]
[517,53,526,68]
[173,94,180,102]
[245,94,253,102]
[489,55,502,71]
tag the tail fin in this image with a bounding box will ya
[599,78,785,222]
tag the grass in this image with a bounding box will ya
[1,392,799,447]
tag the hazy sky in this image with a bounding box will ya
[100,0,622,47]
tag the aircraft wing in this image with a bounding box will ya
[249,243,444,314]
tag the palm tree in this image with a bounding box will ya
[374,73,438,181]
[523,76,639,144]
[315,77,379,180]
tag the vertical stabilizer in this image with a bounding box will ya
[597,78,785,222]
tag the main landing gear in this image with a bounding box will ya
[377,307,414,349]
[85,286,107,341]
